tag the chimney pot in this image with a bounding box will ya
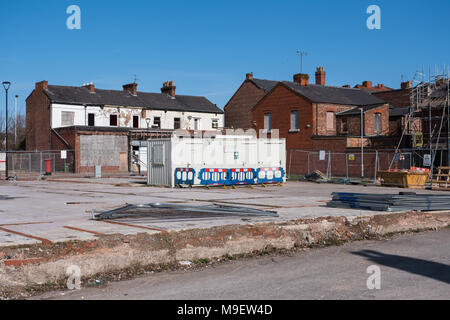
[246,73,253,80]
[293,73,309,86]
[315,66,326,85]
[83,82,95,93]
[161,81,176,97]
[123,83,138,95]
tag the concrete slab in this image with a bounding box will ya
[1,177,449,247]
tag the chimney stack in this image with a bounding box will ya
[246,73,253,81]
[83,82,95,93]
[315,67,326,85]
[362,81,372,88]
[123,83,138,95]
[293,73,309,86]
[401,81,412,89]
[35,80,48,91]
[161,81,176,97]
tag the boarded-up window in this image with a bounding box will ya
[326,112,335,130]
[153,117,161,129]
[61,111,75,126]
[152,145,165,166]
[110,115,118,127]
[374,113,382,134]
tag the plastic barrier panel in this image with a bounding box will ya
[256,167,285,184]
[175,168,196,186]
[199,168,229,186]
[229,168,256,185]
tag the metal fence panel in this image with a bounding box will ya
[5,150,76,174]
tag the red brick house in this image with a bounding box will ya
[224,73,278,129]
[252,68,390,152]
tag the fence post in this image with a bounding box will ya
[346,154,349,179]
[29,153,32,173]
[326,151,331,179]
[39,152,42,174]
[307,152,310,174]
[374,151,379,181]
[288,150,292,179]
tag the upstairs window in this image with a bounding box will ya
[133,116,139,128]
[174,118,181,129]
[264,113,272,131]
[153,117,161,129]
[110,114,118,127]
[212,119,219,129]
[290,110,299,130]
[61,111,75,126]
[194,118,200,130]
[87,113,95,127]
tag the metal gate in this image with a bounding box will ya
[147,139,172,187]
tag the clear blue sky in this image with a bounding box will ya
[0,0,449,114]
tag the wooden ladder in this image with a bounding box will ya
[432,167,450,191]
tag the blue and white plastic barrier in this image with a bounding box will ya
[199,168,229,186]
[175,168,196,186]
[256,167,285,184]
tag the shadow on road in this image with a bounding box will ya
[352,250,450,284]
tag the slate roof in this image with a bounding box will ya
[389,106,410,117]
[44,85,223,114]
[251,79,279,92]
[282,81,386,106]
[336,103,387,116]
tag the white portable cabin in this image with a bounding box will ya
[146,135,286,187]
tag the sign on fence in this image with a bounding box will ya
[348,154,355,161]
[0,153,5,172]
[319,150,326,161]
[61,150,67,159]
[423,154,432,167]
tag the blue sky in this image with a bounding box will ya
[0,0,449,114]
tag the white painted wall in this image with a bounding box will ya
[51,103,224,130]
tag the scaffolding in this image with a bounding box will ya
[393,66,450,181]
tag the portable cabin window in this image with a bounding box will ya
[326,112,335,130]
[133,116,139,128]
[290,110,299,130]
[110,114,118,127]
[88,113,95,126]
[264,113,272,131]
[153,117,161,129]
[61,111,75,126]
[174,118,181,129]
[374,113,382,134]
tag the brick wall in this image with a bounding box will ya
[224,81,266,129]
[374,88,411,108]
[26,81,51,151]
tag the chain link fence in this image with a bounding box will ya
[2,150,76,174]
[287,149,413,180]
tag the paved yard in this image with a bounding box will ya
[0,177,447,247]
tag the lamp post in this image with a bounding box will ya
[360,108,364,178]
[14,95,18,150]
[145,118,151,135]
[2,81,11,180]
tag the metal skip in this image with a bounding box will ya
[93,203,279,220]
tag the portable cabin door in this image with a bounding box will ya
[147,139,172,187]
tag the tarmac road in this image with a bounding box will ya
[38,229,450,300]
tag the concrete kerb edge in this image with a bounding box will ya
[0,211,449,290]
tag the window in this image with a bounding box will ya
[61,111,75,126]
[290,110,299,130]
[153,117,161,129]
[212,119,219,129]
[174,118,181,129]
[264,113,272,131]
[326,112,335,130]
[341,118,348,133]
[110,114,118,127]
[133,116,139,129]
[374,113,382,134]
[88,113,95,127]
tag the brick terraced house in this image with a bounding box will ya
[251,67,389,151]
[26,80,223,173]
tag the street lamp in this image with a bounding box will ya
[2,81,11,180]
[145,118,151,134]
[360,107,364,178]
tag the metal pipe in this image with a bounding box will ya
[14,95,18,150]
[360,108,364,178]
[2,81,11,180]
